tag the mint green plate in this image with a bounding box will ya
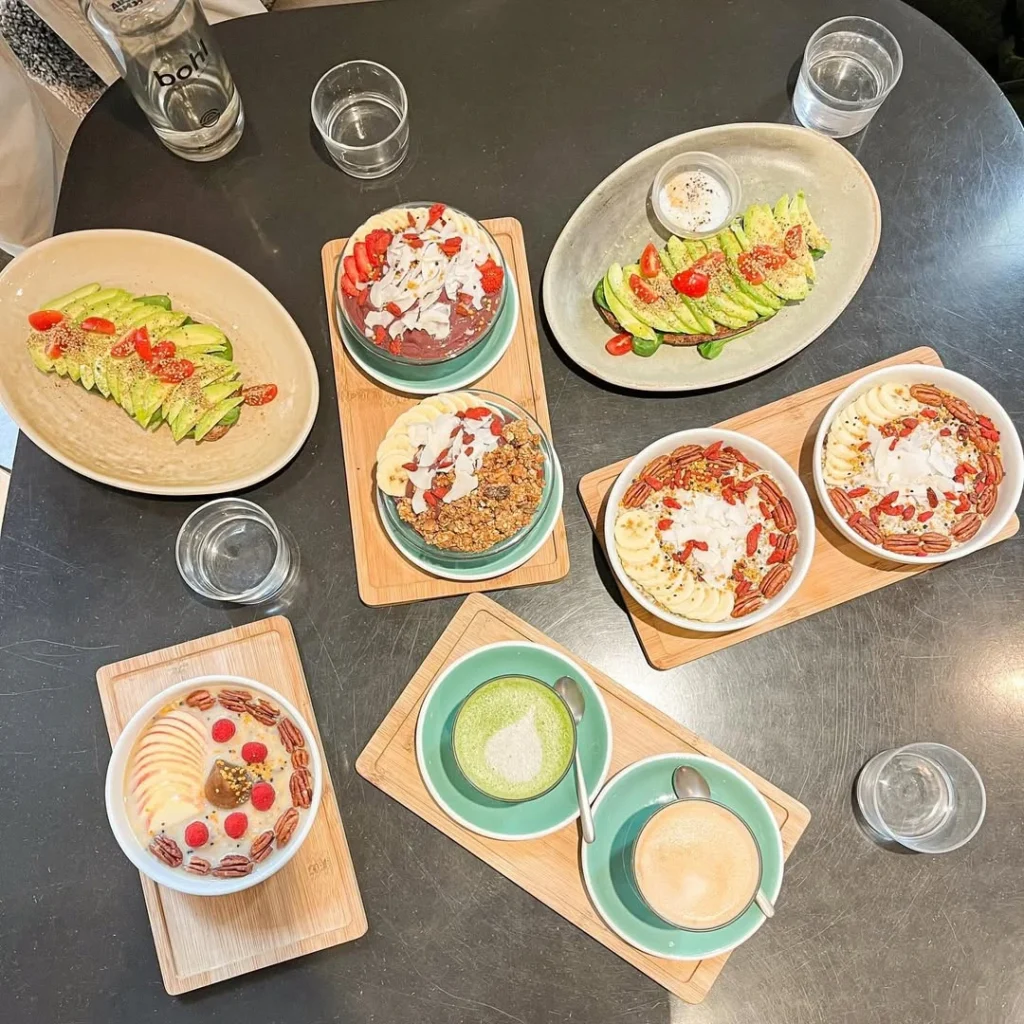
[416,641,612,840]
[334,273,518,395]
[582,753,784,959]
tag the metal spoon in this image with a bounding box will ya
[671,764,775,920]
[555,676,595,843]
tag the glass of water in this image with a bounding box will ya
[176,498,294,604]
[311,60,409,178]
[856,742,985,854]
[792,16,903,138]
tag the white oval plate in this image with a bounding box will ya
[0,229,319,495]
[543,123,880,392]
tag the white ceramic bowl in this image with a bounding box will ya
[105,675,323,896]
[604,428,815,632]
[813,364,1023,564]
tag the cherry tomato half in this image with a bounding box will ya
[736,252,765,286]
[750,244,789,270]
[155,358,195,384]
[242,383,278,406]
[605,333,633,356]
[81,316,116,335]
[629,273,658,304]
[784,224,804,260]
[672,268,710,299]
[28,309,64,331]
[639,243,660,279]
[44,340,64,359]
[133,329,153,362]
[151,340,176,360]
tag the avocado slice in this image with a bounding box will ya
[600,271,657,342]
[740,207,811,301]
[163,323,227,348]
[696,237,777,318]
[605,263,680,335]
[41,283,102,310]
[716,229,783,310]
[194,396,245,441]
[28,343,52,374]
[680,239,760,323]
[790,191,830,254]
[666,238,750,331]
[78,362,95,391]
[136,294,173,311]
[623,263,692,332]
[76,288,128,316]
[92,356,110,398]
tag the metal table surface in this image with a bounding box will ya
[3,1,1023,1022]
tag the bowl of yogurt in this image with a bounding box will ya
[651,152,742,239]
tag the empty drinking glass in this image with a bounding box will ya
[311,60,409,178]
[856,742,985,853]
[176,498,295,604]
[792,16,903,138]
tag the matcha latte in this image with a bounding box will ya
[452,676,576,801]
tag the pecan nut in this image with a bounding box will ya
[731,591,764,618]
[943,394,977,425]
[643,455,674,481]
[772,497,797,534]
[274,807,300,846]
[951,513,982,543]
[250,831,275,864]
[218,687,252,713]
[212,855,253,878]
[186,857,211,876]
[828,487,856,519]
[848,511,883,545]
[979,452,1004,486]
[622,480,652,508]
[909,384,943,406]
[290,767,313,809]
[759,563,793,599]
[278,718,304,753]
[669,444,704,467]
[757,476,783,507]
[975,485,997,516]
[245,698,280,726]
[291,748,311,769]
[775,534,798,562]
[149,835,183,868]
[185,689,215,711]
[920,532,953,553]
[968,425,997,454]
[882,534,924,555]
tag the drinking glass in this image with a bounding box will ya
[311,60,409,178]
[176,498,294,604]
[792,16,903,138]
[856,743,985,853]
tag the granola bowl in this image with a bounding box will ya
[604,429,814,632]
[104,675,322,897]
[814,364,1023,564]
[374,390,563,580]
[337,202,509,367]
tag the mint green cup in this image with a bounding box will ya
[416,641,612,841]
[451,675,577,803]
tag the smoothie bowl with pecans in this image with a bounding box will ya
[105,675,322,895]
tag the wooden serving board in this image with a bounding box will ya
[356,594,811,1004]
[579,347,1020,670]
[96,617,367,995]
[321,217,569,606]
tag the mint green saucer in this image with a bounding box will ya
[334,273,518,395]
[416,641,612,840]
[582,753,783,960]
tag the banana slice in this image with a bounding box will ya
[667,582,707,617]
[447,391,476,412]
[376,450,413,496]
[618,539,661,566]
[829,422,866,448]
[376,433,417,461]
[422,393,462,416]
[614,510,656,552]
[622,554,666,585]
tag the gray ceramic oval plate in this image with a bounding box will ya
[0,229,319,495]
[543,123,880,392]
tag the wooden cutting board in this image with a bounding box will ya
[356,594,811,1004]
[578,347,1020,670]
[96,617,367,994]
[320,217,569,606]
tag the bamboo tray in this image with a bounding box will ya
[579,347,1020,670]
[320,217,569,607]
[356,594,810,1004]
[96,617,367,994]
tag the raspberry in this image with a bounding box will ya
[184,821,209,848]
[224,812,247,840]
[211,719,235,743]
[250,781,275,812]
[241,741,268,764]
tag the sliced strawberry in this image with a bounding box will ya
[340,274,360,298]
[427,203,446,227]
[402,233,424,249]
[344,254,361,284]
[440,237,463,257]
[353,241,372,280]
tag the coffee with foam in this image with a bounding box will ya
[633,799,760,930]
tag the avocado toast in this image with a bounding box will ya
[26,282,277,442]
[596,191,830,360]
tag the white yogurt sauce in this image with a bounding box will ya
[659,170,731,234]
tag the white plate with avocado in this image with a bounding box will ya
[543,123,880,392]
[0,229,319,495]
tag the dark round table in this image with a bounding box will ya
[4,1,1024,1022]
